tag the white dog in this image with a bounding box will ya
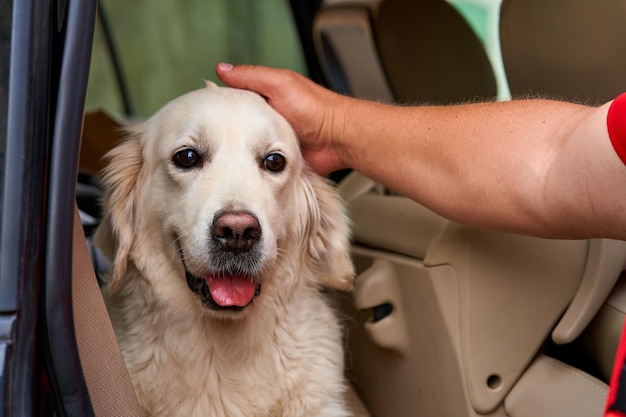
[94,83,357,417]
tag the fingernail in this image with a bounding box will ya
[218,62,233,71]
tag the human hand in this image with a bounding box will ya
[216,63,349,175]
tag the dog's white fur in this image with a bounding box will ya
[94,83,355,417]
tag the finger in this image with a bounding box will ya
[216,63,287,98]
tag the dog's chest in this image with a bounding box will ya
[129,341,289,416]
[123,312,344,417]
[110,274,348,417]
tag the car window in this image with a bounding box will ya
[448,0,510,100]
[85,0,307,118]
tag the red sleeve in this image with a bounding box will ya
[605,317,626,416]
[607,92,626,165]
[603,93,626,416]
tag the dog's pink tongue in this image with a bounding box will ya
[207,275,256,307]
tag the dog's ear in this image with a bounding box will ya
[300,169,355,291]
[94,131,143,292]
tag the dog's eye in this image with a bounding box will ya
[173,149,202,169]
[263,153,286,173]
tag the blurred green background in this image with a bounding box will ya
[85,0,306,118]
[85,0,506,118]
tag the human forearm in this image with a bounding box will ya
[336,98,625,238]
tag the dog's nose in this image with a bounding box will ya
[211,212,261,253]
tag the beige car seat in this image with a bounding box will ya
[313,1,626,416]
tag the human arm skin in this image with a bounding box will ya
[216,63,626,240]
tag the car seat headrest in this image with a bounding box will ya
[500,0,626,104]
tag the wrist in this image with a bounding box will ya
[326,94,353,171]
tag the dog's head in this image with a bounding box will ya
[95,83,353,318]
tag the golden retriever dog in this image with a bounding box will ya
[94,82,357,417]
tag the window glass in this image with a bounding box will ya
[85,0,306,118]
[446,0,510,99]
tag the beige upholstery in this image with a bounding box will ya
[500,0,626,103]
[582,274,626,382]
[314,0,497,103]
[314,3,395,101]
[553,239,626,344]
[375,0,497,103]
[338,171,624,417]
[504,355,607,417]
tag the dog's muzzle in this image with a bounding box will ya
[180,211,264,311]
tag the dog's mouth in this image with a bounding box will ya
[175,212,265,312]
[185,270,262,311]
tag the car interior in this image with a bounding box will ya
[66,0,626,416]
[3,0,626,416]
[312,1,626,416]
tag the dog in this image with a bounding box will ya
[94,82,357,417]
